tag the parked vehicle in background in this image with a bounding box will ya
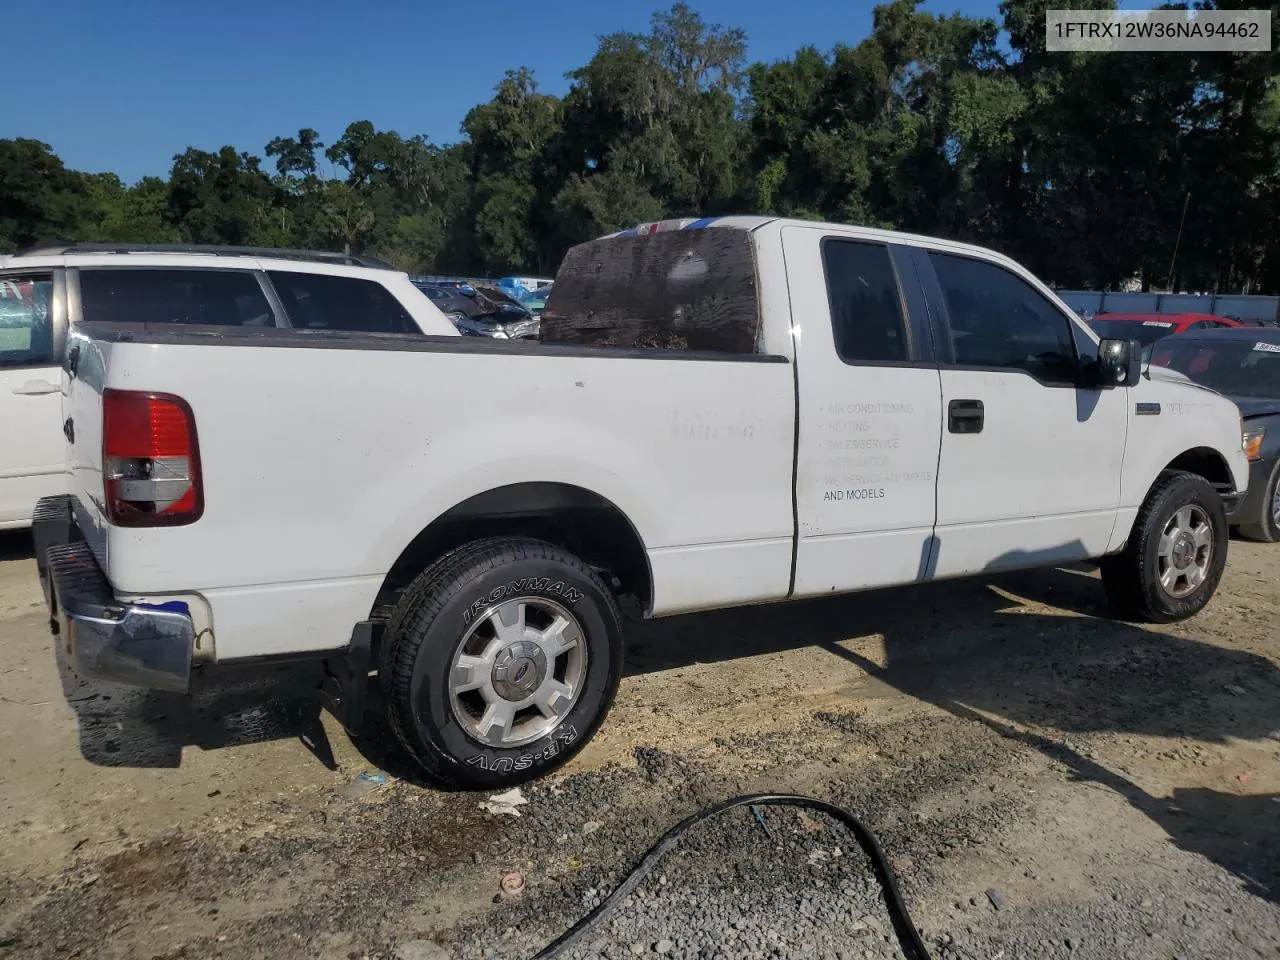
[518,284,552,316]
[497,275,554,297]
[1147,328,1280,542]
[0,244,455,528]
[1088,312,1242,347]
[32,218,1249,789]
[0,275,62,529]
[411,280,540,339]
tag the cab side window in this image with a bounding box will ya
[268,272,416,334]
[821,239,909,363]
[929,252,1079,384]
[79,269,275,327]
[0,274,55,367]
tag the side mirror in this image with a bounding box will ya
[1096,337,1142,388]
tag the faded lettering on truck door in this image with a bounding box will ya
[783,228,943,596]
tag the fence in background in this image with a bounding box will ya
[409,275,492,286]
[1055,290,1280,323]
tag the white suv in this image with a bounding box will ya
[0,243,454,529]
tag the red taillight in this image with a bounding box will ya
[102,389,203,526]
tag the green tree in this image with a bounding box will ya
[167,146,280,245]
[554,3,747,230]
[265,128,324,183]
[0,139,90,251]
[462,68,561,272]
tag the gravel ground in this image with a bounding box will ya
[1,532,1278,960]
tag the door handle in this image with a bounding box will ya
[948,398,984,434]
[63,417,75,444]
[12,379,59,396]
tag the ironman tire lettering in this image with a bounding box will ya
[462,577,585,626]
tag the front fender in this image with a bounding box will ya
[1120,381,1249,508]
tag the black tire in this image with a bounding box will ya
[1237,459,1280,543]
[381,536,623,789]
[1100,470,1228,623]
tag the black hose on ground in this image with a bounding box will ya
[529,793,933,960]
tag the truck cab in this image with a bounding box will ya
[767,220,1245,593]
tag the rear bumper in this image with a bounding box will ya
[33,494,195,693]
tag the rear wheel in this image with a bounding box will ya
[1237,459,1280,543]
[381,537,623,789]
[1100,470,1228,623]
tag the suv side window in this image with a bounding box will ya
[0,274,55,367]
[79,269,275,327]
[269,272,416,334]
[821,239,909,363]
[929,252,1078,383]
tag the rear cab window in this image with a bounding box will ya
[541,227,761,353]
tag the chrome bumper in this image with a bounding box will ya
[33,495,195,693]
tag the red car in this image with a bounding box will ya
[1087,312,1242,347]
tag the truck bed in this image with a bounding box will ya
[65,322,798,662]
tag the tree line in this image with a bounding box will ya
[2,0,1278,293]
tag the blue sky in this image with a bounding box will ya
[7,0,1000,184]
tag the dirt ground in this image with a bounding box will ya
[0,530,1277,960]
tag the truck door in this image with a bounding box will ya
[915,247,1127,577]
[0,270,65,527]
[782,225,944,597]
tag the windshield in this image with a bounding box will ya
[1147,338,1280,399]
[1089,318,1176,346]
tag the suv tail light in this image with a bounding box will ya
[102,389,203,526]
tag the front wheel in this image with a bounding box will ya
[381,537,624,789]
[1100,470,1229,623]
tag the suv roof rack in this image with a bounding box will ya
[15,242,395,270]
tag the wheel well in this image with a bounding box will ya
[373,483,653,617]
[1164,447,1234,492]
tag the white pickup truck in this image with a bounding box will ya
[31,218,1249,788]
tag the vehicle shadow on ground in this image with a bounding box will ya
[624,549,1280,902]
[0,530,334,772]
[52,650,338,771]
[0,531,34,561]
[949,705,1280,904]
